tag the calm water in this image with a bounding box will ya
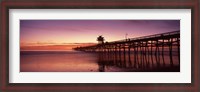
[20,50,179,72]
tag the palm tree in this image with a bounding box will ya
[97,35,105,44]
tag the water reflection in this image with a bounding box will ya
[20,50,179,72]
[97,50,180,72]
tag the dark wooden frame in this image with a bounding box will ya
[0,0,199,92]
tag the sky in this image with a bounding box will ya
[20,20,180,51]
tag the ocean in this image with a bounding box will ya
[20,50,179,72]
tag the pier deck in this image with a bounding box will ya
[74,31,180,71]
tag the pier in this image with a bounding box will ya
[74,31,180,71]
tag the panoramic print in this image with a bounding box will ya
[20,20,180,72]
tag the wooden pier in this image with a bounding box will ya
[74,31,180,71]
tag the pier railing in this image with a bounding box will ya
[74,31,180,71]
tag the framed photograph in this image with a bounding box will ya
[0,0,199,91]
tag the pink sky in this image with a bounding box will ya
[20,20,180,50]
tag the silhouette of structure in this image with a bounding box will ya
[97,35,105,44]
[74,31,180,71]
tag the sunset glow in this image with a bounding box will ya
[20,20,180,51]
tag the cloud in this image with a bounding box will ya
[20,42,97,51]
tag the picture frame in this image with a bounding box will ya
[0,0,199,92]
